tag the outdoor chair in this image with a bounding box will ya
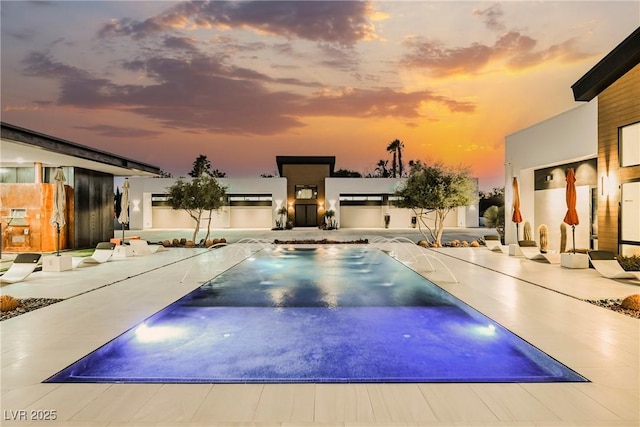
[72,242,116,268]
[129,239,165,255]
[517,240,561,264]
[484,235,507,253]
[587,251,640,280]
[0,253,42,284]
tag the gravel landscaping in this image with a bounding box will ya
[585,298,640,319]
[1,298,64,321]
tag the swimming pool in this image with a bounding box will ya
[46,246,586,383]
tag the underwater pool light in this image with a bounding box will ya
[475,324,497,336]
[135,323,184,343]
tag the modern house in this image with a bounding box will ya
[126,156,479,231]
[1,122,161,252]
[505,27,640,256]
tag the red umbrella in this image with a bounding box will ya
[563,168,579,253]
[511,177,523,239]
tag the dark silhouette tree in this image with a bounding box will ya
[334,168,363,177]
[397,139,405,177]
[387,140,398,177]
[373,159,390,177]
[189,154,213,177]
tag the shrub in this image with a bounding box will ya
[618,255,640,271]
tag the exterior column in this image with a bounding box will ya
[34,162,43,183]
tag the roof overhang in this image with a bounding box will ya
[1,122,161,177]
[276,155,336,177]
[572,27,640,102]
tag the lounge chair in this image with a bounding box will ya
[484,235,507,253]
[0,253,42,284]
[517,240,561,264]
[588,251,640,280]
[129,239,165,255]
[72,242,116,268]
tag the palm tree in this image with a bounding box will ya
[386,140,399,177]
[396,139,405,177]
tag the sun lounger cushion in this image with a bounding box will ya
[517,240,560,263]
[588,251,640,280]
[73,242,116,268]
[0,253,42,284]
[129,239,165,255]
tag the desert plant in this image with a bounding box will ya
[560,223,568,253]
[539,224,549,253]
[275,206,288,229]
[621,294,640,311]
[523,221,532,241]
[617,255,640,271]
[0,295,19,312]
[323,210,337,230]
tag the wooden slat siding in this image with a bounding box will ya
[597,64,640,253]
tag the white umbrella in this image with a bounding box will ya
[50,168,66,256]
[118,178,130,241]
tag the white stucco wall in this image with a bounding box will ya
[126,177,287,230]
[504,100,597,245]
[325,177,479,229]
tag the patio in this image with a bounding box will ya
[1,229,638,426]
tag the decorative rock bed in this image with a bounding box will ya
[585,296,640,319]
[160,238,227,248]
[273,239,369,245]
[0,298,64,321]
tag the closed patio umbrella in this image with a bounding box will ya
[511,177,523,240]
[563,168,579,253]
[50,168,66,256]
[118,179,130,241]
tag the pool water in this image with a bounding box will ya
[46,246,587,383]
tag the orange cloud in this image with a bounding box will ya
[400,31,594,78]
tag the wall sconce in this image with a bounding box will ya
[328,199,337,211]
[288,200,294,209]
[275,199,283,210]
[132,199,141,212]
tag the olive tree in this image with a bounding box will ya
[166,175,227,242]
[396,162,476,245]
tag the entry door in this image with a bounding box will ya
[295,204,317,227]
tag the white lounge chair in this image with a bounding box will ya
[0,253,42,284]
[588,251,640,280]
[129,239,165,255]
[517,240,561,264]
[484,235,507,253]
[72,242,116,268]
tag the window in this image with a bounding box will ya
[151,194,170,207]
[620,122,640,167]
[228,194,272,206]
[620,181,640,256]
[295,185,317,199]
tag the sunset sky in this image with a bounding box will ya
[1,1,638,189]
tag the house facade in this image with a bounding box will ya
[505,27,640,256]
[128,156,479,231]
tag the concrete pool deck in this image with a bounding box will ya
[1,229,638,426]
